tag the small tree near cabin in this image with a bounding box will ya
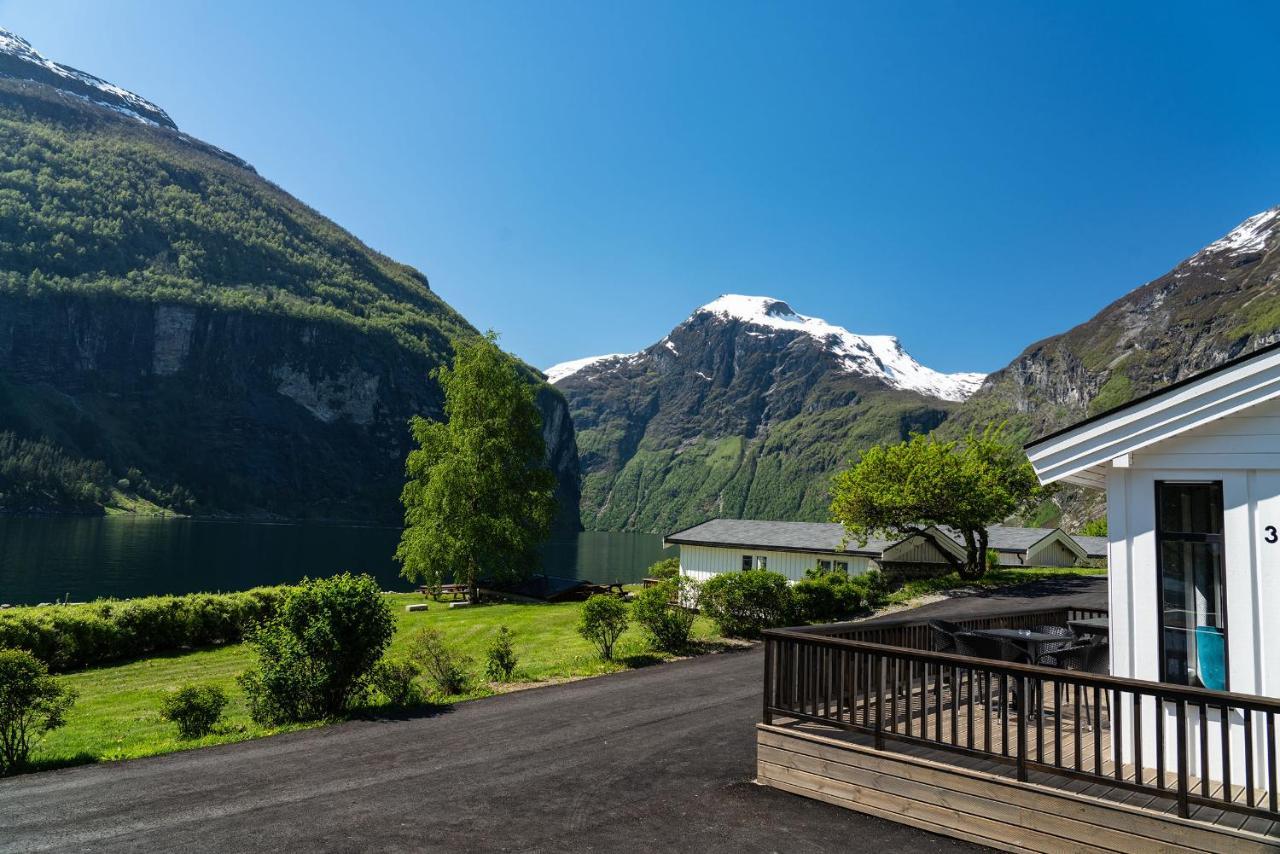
[829,425,1045,582]
[396,332,558,602]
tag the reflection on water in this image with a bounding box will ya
[0,517,674,605]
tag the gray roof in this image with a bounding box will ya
[1073,535,1108,558]
[663,519,894,556]
[665,519,1102,559]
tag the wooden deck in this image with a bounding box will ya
[760,677,1280,851]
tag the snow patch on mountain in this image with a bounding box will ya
[544,353,633,383]
[0,29,175,128]
[1195,207,1280,261]
[695,295,985,401]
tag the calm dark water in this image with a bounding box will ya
[0,517,674,605]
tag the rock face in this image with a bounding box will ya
[0,31,580,526]
[943,205,1280,527]
[0,293,579,526]
[550,296,981,532]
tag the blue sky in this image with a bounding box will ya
[2,1,1278,374]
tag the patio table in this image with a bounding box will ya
[970,628,1067,665]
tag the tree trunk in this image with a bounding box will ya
[957,528,989,581]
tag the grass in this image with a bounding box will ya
[883,565,1106,608]
[30,592,730,772]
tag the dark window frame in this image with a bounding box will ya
[1153,479,1228,689]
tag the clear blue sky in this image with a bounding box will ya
[2,1,1278,374]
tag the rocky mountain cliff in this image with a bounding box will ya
[549,295,983,532]
[943,205,1280,528]
[0,31,579,524]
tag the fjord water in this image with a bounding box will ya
[0,518,674,606]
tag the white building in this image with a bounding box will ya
[1025,340,1280,779]
[663,518,1103,584]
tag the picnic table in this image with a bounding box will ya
[417,583,470,602]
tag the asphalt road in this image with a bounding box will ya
[1,646,988,853]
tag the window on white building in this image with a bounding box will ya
[1156,481,1227,689]
[741,555,753,571]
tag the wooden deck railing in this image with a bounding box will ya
[763,607,1280,824]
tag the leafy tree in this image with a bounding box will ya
[578,595,629,661]
[1079,516,1107,537]
[0,648,76,775]
[646,557,680,581]
[396,332,557,602]
[829,425,1045,581]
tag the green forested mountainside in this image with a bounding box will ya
[0,78,579,523]
[939,205,1280,528]
[556,307,955,532]
[0,80,471,356]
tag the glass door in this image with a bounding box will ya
[1155,481,1227,688]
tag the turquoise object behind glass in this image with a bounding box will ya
[1195,625,1226,691]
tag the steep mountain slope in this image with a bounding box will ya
[0,31,579,523]
[549,295,983,532]
[943,205,1280,527]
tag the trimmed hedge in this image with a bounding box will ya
[0,587,288,672]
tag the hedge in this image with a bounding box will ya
[0,587,289,672]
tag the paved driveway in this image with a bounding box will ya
[1,647,988,853]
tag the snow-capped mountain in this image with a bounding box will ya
[0,29,175,128]
[549,295,984,531]
[546,294,985,402]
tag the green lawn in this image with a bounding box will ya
[32,593,729,771]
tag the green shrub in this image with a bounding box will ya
[370,658,424,707]
[159,684,228,739]
[986,549,1002,572]
[699,570,795,638]
[484,626,518,682]
[0,648,77,775]
[406,628,472,697]
[238,574,393,724]
[792,579,842,623]
[0,586,289,672]
[843,570,889,612]
[1079,517,1107,537]
[577,595,629,661]
[646,557,680,581]
[631,579,698,653]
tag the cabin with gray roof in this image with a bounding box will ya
[663,518,1102,583]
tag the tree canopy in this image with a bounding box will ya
[829,425,1045,580]
[395,332,557,599]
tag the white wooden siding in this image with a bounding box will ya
[880,535,953,564]
[678,544,876,584]
[1026,539,1078,567]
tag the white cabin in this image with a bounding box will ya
[1026,340,1280,779]
[663,518,1102,584]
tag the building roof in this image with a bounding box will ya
[662,519,889,556]
[1072,535,1108,559]
[664,519,1099,560]
[1025,341,1280,487]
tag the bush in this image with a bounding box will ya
[1079,517,1107,537]
[159,684,228,739]
[238,573,393,724]
[0,586,289,672]
[577,595,629,661]
[0,648,77,774]
[406,628,472,697]
[484,626,518,682]
[631,578,698,653]
[370,658,424,707]
[844,570,889,612]
[699,570,795,639]
[646,557,680,581]
[986,549,1002,572]
[792,579,842,623]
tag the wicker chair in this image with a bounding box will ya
[1029,624,1076,659]
[928,620,962,654]
[953,632,1030,710]
[1037,638,1110,727]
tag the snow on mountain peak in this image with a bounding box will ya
[694,294,985,401]
[544,353,633,383]
[0,29,176,129]
[1195,206,1280,261]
